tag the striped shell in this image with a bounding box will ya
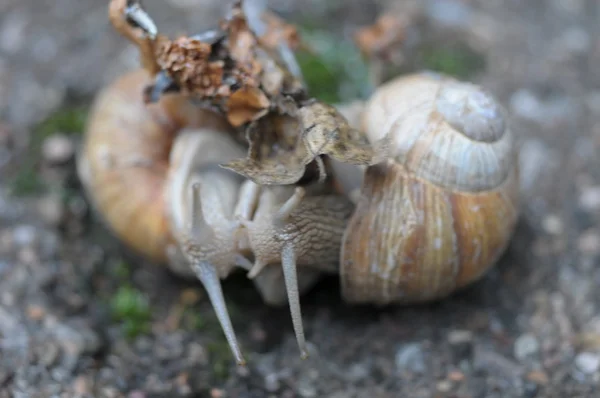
[77,69,233,264]
[340,72,519,304]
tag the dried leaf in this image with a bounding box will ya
[154,36,228,98]
[222,101,388,185]
[222,112,311,185]
[110,0,386,187]
[259,11,301,51]
[298,102,390,164]
[354,15,407,60]
[226,87,270,126]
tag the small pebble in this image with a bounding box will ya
[12,225,37,247]
[575,352,600,374]
[542,215,563,235]
[346,363,370,382]
[518,139,558,196]
[514,334,540,361]
[39,342,60,367]
[557,27,591,56]
[448,371,465,382]
[474,349,523,379]
[578,230,600,256]
[18,246,38,265]
[67,196,88,219]
[26,304,46,321]
[42,134,74,165]
[102,387,120,398]
[395,343,427,373]
[526,370,549,385]
[510,90,543,122]
[72,375,91,395]
[186,344,208,367]
[426,0,472,29]
[236,365,250,378]
[579,186,600,212]
[296,369,319,398]
[37,195,65,227]
[447,330,474,362]
[437,380,453,393]
[264,373,280,392]
[175,372,190,393]
[53,321,102,367]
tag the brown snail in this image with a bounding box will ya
[78,67,519,365]
[333,72,519,304]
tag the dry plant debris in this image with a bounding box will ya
[354,15,407,62]
[109,0,387,185]
[354,14,409,87]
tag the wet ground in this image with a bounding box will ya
[1,0,600,397]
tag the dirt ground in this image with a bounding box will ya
[1,0,600,397]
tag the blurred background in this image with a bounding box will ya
[1,0,599,397]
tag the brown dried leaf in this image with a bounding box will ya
[354,15,406,60]
[259,11,301,51]
[254,47,305,98]
[222,112,312,185]
[298,102,390,164]
[227,5,258,66]
[226,86,270,127]
[223,101,388,185]
[111,0,387,186]
[154,36,229,98]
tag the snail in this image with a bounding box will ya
[331,72,519,304]
[77,68,355,365]
[238,70,519,356]
[77,67,519,365]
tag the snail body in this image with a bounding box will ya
[79,69,519,364]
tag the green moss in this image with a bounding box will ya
[207,341,233,380]
[295,28,371,103]
[113,261,132,280]
[8,106,89,197]
[191,311,207,330]
[181,307,207,331]
[296,51,341,103]
[35,107,88,137]
[110,285,152,339]
[8,166,45,196]
[418,44,485,79]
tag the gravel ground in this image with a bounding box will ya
[2,0,600,397]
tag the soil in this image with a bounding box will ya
[1,0,600,397]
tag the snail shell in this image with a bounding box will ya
[77,69,240,269]
[340,72,520,304]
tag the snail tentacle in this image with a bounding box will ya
[275,187,306,226]
[177,181,246,366]
[273,187,308,358]
[190,182,205,240]
[191,260,245,366]
[281,242,308,359]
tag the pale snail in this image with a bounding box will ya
[77,68,355,365]
[77,68,519,365]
